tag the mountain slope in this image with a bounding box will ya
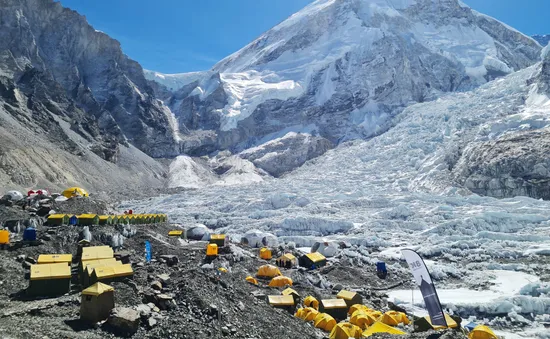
[533,34,550,47]
[0,0,189,193]
[148,0,541,178]
[0,0,179,159]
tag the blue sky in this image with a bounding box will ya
[58,0,549,74]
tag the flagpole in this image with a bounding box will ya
[411,281,414,330]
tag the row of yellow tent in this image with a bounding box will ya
[47,213,168,226]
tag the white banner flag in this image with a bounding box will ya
[401,249,447,327]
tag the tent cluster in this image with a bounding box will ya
[293,290,408,337]
[47,213,168,226]
[27,244,134,298]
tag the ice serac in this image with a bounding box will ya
[451,48,550,200]
[149,0,541,174]
[0,0,179,158]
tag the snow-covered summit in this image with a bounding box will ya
[148,0,541,172]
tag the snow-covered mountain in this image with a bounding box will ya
[533,34,550,47]
[134,40,550,336]
[147,0,541,177]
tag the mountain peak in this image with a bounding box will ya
[148,0,540,173]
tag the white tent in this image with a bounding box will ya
[5,190,24,202]
[311,241,340,257]
[241,230,278,248]
[186,225,211,241]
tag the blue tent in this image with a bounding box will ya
[376,261,387,273]
[464,322,477,332]
[69,215,78,225]
[23,227,36,241]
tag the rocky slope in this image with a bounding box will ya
[450,47,550,199]
[0,0,185,192]
[147,0,541,177]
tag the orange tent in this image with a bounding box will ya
[268,276,293,288]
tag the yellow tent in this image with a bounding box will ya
[245,276,258,285]
[329,322,362,339]
[381,311,409,326]
[296,307,319,321]
[0,230,9,244]
[206,243,218,256]
[256,264,281,278]
[267,295,295,309]
[423,313,458,330]
[62,187,89,198]
[168,230,183,237]
[314,313,337,332]
[349,304,373,315]
[268,276,293,287]
[468,325,498,339]
[350,310,378,329]
[37,254,72,265]
[363,322,406,337]
[260,247,272,260]
[304,296,319,310]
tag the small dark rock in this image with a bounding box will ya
[151,281,162,291]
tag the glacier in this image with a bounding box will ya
[131,40,550,337]
[146,0,541,180]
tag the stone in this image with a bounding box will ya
[147,317,157,329]
[135,304,152,318]
[159,254,179,266]
[237,301,245,311]
[25,257,37,264]
[107,307,140,335]
[143,291,157,304]
[156,274,170,286]
[157,294,175,310]
[151,281,162,291]
[221,326,230,336]
[16,255,26,263]
[332,283,343,291]
[22,261,32,269]
[114,252,131,264]
[41,234,52,241]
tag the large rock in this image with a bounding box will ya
[240,132,333,177]
[107,307,140,335]
[453,129,550,200]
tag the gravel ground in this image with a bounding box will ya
[0,199,468,339]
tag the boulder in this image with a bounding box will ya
[156,294,175,310]
[107,307,140,336]
[159,254,179,266]
[151,281,162,291]
[156,274,170,286]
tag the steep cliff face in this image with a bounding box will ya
[0,0,178,192]
[0,0,179,159]
[148,0,541,165]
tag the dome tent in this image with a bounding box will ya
[256,264,281,278]
[241,230,278,248]
[4,191,24,201]
[311,241,340,257]
[186,225,211,241]
[62,187,89,198]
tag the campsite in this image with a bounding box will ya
[0,188,514,338]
